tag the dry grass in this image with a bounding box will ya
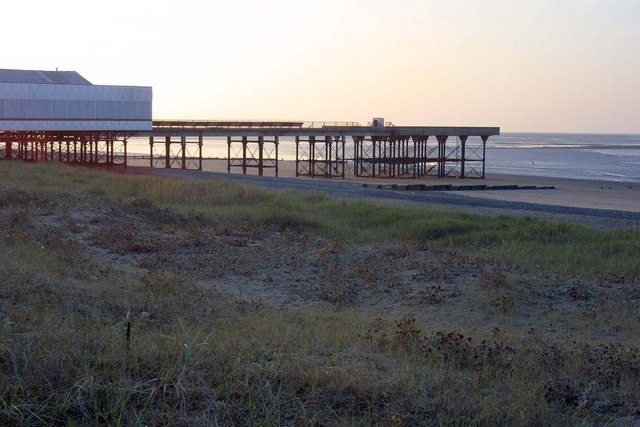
[0,161,639,425]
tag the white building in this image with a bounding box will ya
[0,69,152,131]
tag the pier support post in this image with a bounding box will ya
[242,136,247,175]
[123,138,127,171]
[482,135,488,179]
[436,135,448,177]
[275,136,279,177]
[149,137,154,168]
[165,136,171,169]
[460,135,468,178]
[258,135,264,176]
[181,136,186,169]
[227,136,231,173]
[198,132,203,171]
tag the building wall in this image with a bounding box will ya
[0,83,152,131]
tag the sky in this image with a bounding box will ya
[2,0,640,133]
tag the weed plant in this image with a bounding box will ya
[1,162,637,279]
[0,162,639,425]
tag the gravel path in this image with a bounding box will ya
[130,167,640,229]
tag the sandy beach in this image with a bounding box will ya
[453,174,639,212]
[129,158,640,215]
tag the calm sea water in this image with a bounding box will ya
[128,133,640,183]
[487,133,640,183]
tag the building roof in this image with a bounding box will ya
[0,69,92,85]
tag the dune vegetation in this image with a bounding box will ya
[1,161,639,425]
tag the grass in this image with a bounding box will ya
[1,161,638,279]
[0,161,639,425]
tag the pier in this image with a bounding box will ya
[0,121,500,180]
[140,121,500,179]
[0,69,500,179]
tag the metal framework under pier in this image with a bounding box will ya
[353,134,488,178]
[138,122,500,179]
[295,135,345,178]
[149,134,203,170]
[0,131,132,168]
[353,136,418,178]
[227,135,279,176]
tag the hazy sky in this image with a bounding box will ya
[3,0,639,133]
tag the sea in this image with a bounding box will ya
[127,133,640,184]
[487,133,640,183]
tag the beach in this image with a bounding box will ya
[128,158,640,229]
[125,131,640,220]
[453,174,640,212]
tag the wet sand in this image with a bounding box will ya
[454,174,639,213]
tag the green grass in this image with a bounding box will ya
[1,161,638,279]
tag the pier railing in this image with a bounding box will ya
[303,121,361,128]
[152,120,304,129]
